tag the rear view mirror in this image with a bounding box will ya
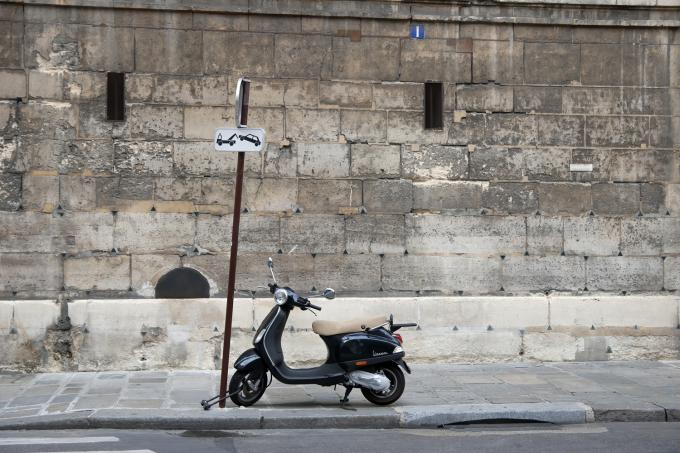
[323,288,335,300]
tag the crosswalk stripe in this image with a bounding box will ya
[0,436,119,446]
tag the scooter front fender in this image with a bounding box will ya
[395,358,412,374]
[234,348,265,373]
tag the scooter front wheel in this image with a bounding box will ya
[360,363,405,406]
[229,369,267,407]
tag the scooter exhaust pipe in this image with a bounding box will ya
[347,370,390,392]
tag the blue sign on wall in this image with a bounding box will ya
[410,24,425,39]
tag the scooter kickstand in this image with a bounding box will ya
[340,386,353,404]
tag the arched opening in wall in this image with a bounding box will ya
[155,267,210,299]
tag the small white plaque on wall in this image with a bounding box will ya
[569,163,593,172]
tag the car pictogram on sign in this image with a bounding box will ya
[239,134,261,147]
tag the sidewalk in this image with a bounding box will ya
[1,361,679,430]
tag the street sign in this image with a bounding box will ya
[410,24,425,39]
[214,127,265,152]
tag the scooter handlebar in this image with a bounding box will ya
[307,302,321,311]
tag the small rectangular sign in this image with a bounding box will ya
[410,24,425,39]
[214,128,265,152]
[569,163,593,172]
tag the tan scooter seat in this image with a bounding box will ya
[312,316,388,336]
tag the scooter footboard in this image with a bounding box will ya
[234,348,265,373]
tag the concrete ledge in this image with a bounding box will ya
[0,403,593,430]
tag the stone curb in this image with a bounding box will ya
[0,402,597,430]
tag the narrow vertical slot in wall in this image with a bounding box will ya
[424,82,443,130]
[107,72,125,121]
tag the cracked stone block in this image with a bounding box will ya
[280,214,344,254]
[345,214,405,255]
[350,144,400,178]
[298,179,362,214]
[402,145,468,180]
[21,174,58,212]
[0,173,21,211]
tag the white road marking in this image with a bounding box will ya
[406,425,609,438]
[0,436,119,446]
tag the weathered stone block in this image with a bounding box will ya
[0,211,114,253]
[174,141,261,177]
[29,70,106,102]
[524,42,579,84]
[406,215,525,255]
[608,149,676,183]
[401,39,471,82]
[482,182,538,214]
[0,21,23,68]
[0,70,26,99]
[128,106,183,139]
[0,136,17,173]
[447,112,485,145]
[131,254,182,297]
[664,257,680,290]
[286,109,340,142]
[456,85,512,113]
[350,144,400,177]
[472,40,523,84]
[527,216,563,255]
[59,175,96,211]
[514,86,562,113]
[382,255,501,293]
[296,143,349,178]
[114,212,195,254]
[0,173,21,211]
[0,253,62,291]
[388,111,448,145]
[620,218,663,256]
[126,74,154,102]
[280,214,344,254]
[538,183,591,215]
[514,25,572,42]
[298,179,362,213]
[77,101,112,139]
[667,184,680,216]
[644,45,669,87]
[152,75,229,106]
[64,255,130,291]
[340,110,387,142]
[153,178,200,204]
[319,81,371,108]
[22,174,58,212]
[203,31,274,76]
[360,19,409,37]
[402,145,468,180]
[671,45,680,88]
[485,114,537,146]
[313,254,381,292]
[469,146,524,180]
[373,83,422,110]
[580,44,622,86]
[363,179,413,214]
[243,177,296,213]
[96,176,153,211]
[247,107,285,141]
[249,14,301,33]
[662,218,680,254]
[275,34,332,78]
[301,17,360,34]
[640,183,665,215]
[537,115,585,147]
[413,181,484,212]
[345,214,405,254]
[189,12,249,31]
[563,87,624,115]
[263,144,296,178]
[333,36,400,80]
[524,147,570,181]
[283,79,318,108]
[502,256,585,291]
[18,102,76,140]
[196,214,280,253]
[113,141,173,176]
[24,23,134,71]
[586,257,663,291]
[585,116,648,147]
[59,140,114,175]
[564,217,620,256]
[570,148,612,183]
[649,116,673,148]
[591,183,640,215]
[135,28,202,75]
[198,177,233,213]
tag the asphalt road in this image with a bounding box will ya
[1,423,679,453]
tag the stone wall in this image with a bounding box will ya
[0,0,679,300]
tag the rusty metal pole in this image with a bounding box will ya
[218,150,245,408]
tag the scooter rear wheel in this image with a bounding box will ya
[229,369,267,407]
[360,363,405,406]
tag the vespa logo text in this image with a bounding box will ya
[372,350,388,357]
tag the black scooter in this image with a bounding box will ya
[225,258,416,407]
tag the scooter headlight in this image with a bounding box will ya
[393,346,404,354]
[274,288,288,306]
